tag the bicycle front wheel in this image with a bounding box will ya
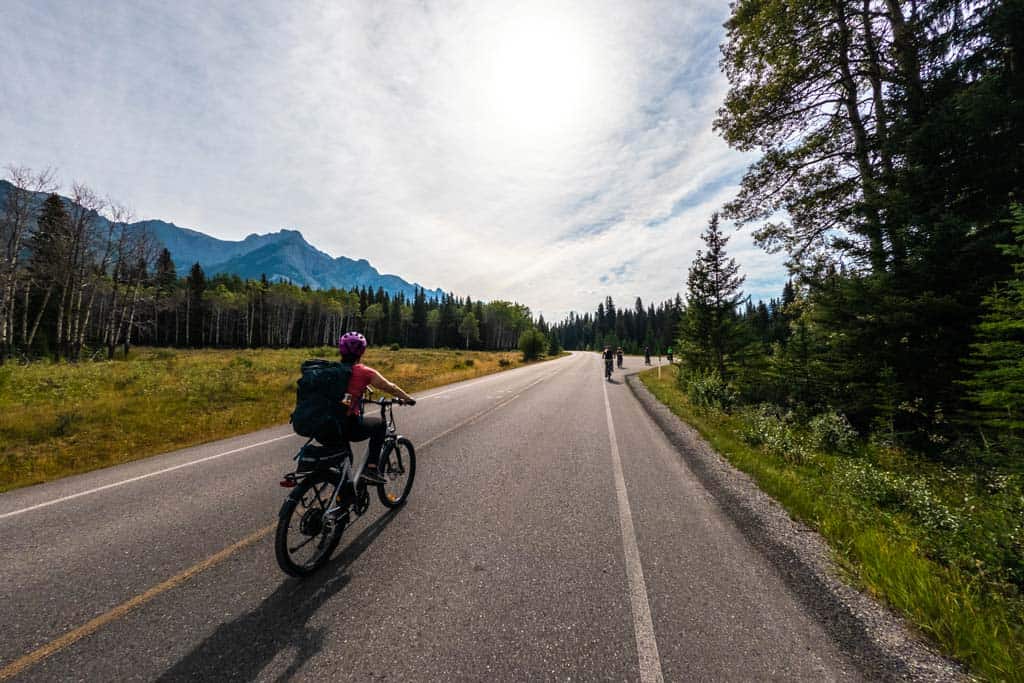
[275,473,346,577]
[377,437,416,508]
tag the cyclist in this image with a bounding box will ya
[616,347,624,369]
[322,332,416,484]
[602,346,614,379]
[644,345,651,365]
[667,346,674,364]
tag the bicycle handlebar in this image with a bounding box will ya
[364,397,416,407]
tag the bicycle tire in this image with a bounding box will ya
[275,472,346,577]
[377,437,416,508]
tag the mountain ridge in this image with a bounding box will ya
[0,179,444,299]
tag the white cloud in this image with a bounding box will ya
[0,0,787,320]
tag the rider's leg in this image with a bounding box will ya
[344,415,387,480]
[361,416,386,464]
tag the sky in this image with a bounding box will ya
[0,0,788,321]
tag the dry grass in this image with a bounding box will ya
[0,346,531,492]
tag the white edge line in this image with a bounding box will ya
[0,434,294,521]
[603,374,664,683]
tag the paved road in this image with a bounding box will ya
[1,352,866,681]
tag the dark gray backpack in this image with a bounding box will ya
[289,360,352,438]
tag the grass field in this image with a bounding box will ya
[640,365,1024,682]
[0,346,536,492]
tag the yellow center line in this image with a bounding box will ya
[0,358,578,680]
[0,524,275,681]
[418,366,565,449]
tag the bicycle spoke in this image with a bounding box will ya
[377,439,413,508]
[277,473,349,576]
[289,534,318,553]
[307,483,330,510]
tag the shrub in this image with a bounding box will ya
[808,411,859,454]
[464,358,474,367]
[680,369,736,411]
[499,358,511,367]
[389,343,400,351]
[736,403,781,447]
[832,461,963,536]
[518,329,546,361]
[736,404,813,464]
[548,335,562,356]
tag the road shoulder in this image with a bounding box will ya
[625,373,963,682]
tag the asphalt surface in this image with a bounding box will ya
[1,352,888,681]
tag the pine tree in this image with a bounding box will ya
[963,205,1024,432]
[412,288,427,346]
[679,213,747,378]
[186,263,206,347]
[547,332,561,356]
[24,194,71,353]
[154,249,177,292]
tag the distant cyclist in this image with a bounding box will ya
[602,346,614,380]
[644,346,651,365]
[667,347,673,364]
[322,332,417,484]
[616,347,624,369]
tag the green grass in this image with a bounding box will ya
[641,365,1024,682]
[0,346,542,492]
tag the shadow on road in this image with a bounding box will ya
[157,509,401,682]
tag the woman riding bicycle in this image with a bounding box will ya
[322,332,416,484]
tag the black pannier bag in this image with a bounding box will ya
[290,359,352,438]
[296,443,351,472]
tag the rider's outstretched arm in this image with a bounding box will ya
[369,370,416,403]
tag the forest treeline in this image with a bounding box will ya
[548,286,795,358]
[710,0,1022,451]
[559,0,1024,456]
[0,175,548,362]
[549,295,682,355]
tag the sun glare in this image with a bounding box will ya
[479,8,601,145]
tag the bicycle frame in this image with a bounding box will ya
[311,398,402,519]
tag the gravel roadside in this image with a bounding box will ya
[626,373,966,682]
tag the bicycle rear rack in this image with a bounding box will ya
[279,472,301,488]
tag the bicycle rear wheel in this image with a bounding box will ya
[275,473,346,577]
[377,437,416,508]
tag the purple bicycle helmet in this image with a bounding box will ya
[338,331,367,357]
